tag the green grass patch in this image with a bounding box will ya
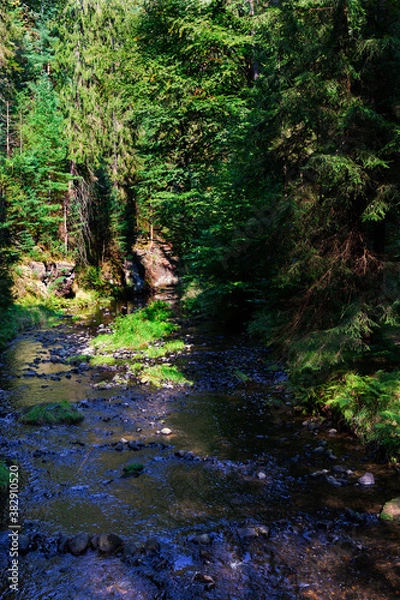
[20,401,84,425]
[90,354,120,367]
[144,340,185,359]
[91,301,178,352]
[140,364,190,387]
[65,354,91,365]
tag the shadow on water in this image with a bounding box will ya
[0,302,399,599]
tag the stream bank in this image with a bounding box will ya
[0,307,399,599]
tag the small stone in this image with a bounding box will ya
[122,540,139,562]
[326,475,342,487]
[358,472,375,486]
[257,471,267,480]
[114,443,125,452]
[144,538,160,555]
[257,525,270,537]
[328,428,337,435]
[237,527,258,540]
[311,469,328,477]
[68,533,90,556]
[192,573,216,589]
[175,450,186,458]
[98,533,124,553]
[193,533,212,545]
[160,428,172,436]
[120,437,129,444]
[90,534,100,550]
[332,465,347,474]
[58,534,69,553]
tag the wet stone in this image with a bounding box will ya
[97,533,124,553]
[67,533,90,556]
[57,533,68,554]
[160,427,172,436]
[358,472,375,486]
[237,527,258,540]
[193,533,212,545]
[326,475,342,488]
[144,538,160,556]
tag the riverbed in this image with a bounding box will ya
[0,307,399,599]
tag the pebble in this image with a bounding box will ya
[193,533,212,545]
[326,475,342,487]
[160,428,172,435]
[257,471,267,480]
[358,472,375,486]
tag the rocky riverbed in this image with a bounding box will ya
[0,310,400,599]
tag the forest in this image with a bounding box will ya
[1,0,400,457]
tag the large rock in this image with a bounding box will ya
[380,497,400,523]
[134,240,178,289]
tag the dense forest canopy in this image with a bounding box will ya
[1,0,400,451]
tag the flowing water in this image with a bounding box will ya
[0,305,399,599]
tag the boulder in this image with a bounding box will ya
[134,240,178,290]
[380,497,400,523]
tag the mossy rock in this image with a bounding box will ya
[122,463,144,478]
[20,401,84,425]
[380,498,400,523]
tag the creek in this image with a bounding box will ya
[0,302,399,599]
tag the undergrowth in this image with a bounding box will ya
[0,302,60,349]
[284,312,400,459]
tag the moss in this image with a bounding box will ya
[20,401,84,425]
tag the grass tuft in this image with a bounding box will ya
[20,401,84,425]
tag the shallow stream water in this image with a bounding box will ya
[0,306,399,599]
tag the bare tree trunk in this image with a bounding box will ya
[6,101,10,158]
